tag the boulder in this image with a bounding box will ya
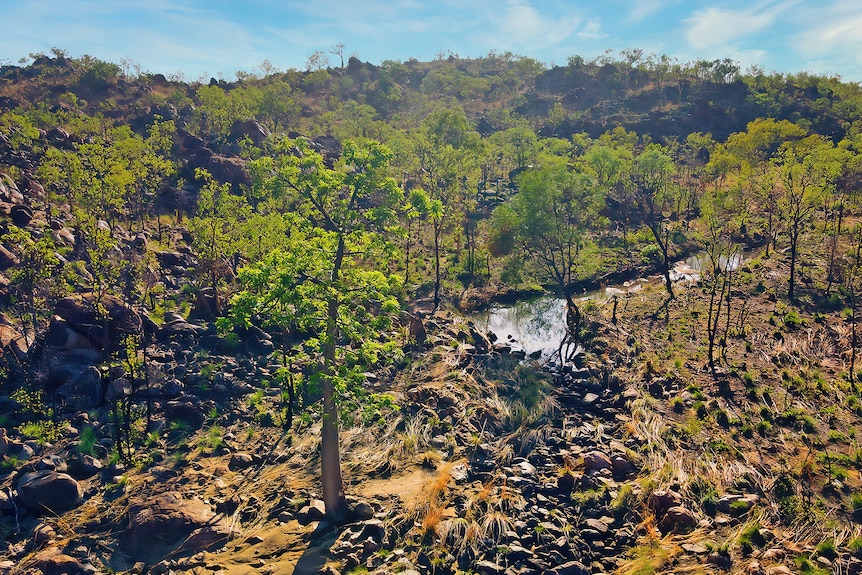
[0,488,13,512]
[34,547,89,575]
[648,489,683,517]
[205,154,250,190]
[0,314,28,361]
[310,135,342,167]
[0,427,7,457]
[716,493,759,514]
[228,452,254,470]
[45,316,100,352]
[67,453,103,479]
[55,365,103,409]
[297,499,327,525]
[122,492,230,565]
[583,450,612,472]
[409,315,426,346]
[54,294,142,352]
[0,244,19,269]
[155,250,194,268]
[611,452,638,479]
[230,119,270,146]
[548,561,590,575]
[33,522,57,545]
[10,204,33,226]
[17,470,83,513]
[658,505,698,534]
[51,227,76,247]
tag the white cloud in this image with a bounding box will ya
[789,1,862,79]
[627,0,678,23]
[685,0,797,50]
[462,0,583,54]
[578,20,607,40]
[793,2,862,56]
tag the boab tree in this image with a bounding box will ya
[225,138,403,521]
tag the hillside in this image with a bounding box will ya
[0,51,861,575]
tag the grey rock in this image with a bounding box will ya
[17,470,83,513]
[297,499,327,525]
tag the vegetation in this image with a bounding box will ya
[2,47,862,572]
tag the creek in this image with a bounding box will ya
[469,252,743,359]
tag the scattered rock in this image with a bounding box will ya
[297,499,327,525]
[229,119,270,146]
[583,450,612,472]
[34,547,89,575]
[549,560,590,575]
[122,492,230,565]
[648,489,682,517]
[0,313,28,361]
[54,294,143,352]
[658,505,698,534]
[610,452,637,479]
[17,471,83,514]
[228,452,254,470]
[67,453,103,479]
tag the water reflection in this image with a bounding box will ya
[470,253,743,359]
[471,296,567,358]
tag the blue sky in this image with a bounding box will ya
[3,0,862,82]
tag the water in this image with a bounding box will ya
[471,296,568,358]
[469,252,743,358]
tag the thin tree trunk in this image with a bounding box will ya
[321,234,347,522]
[433,221,441,311]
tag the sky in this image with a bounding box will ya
[2,0,862,83]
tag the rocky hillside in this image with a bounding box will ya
[0,51,861,575]
[2,249,862,575]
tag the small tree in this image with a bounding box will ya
[626,144,678,299]
[775,135,838,301]
[490,156,599,361]
[187,169,249,316]
[1,226,60,345]
[700,204,740,372]
[229,138,403,521]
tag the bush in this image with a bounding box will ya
[78,426,97,456]
[851,491,862,517]
[815,539,837,560]
[783,310,804,329]
[737,522,765,555]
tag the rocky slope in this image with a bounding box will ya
[2,251,861,575]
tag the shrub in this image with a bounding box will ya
[815,539,837,559]
[78,426,97,456]
[794,555,830,575]
[737,522,765,555]
[851,491,862,517]
[783,310,804,329]
[756,420,772,435]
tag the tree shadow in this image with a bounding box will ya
[648,295,673,327]
[293,521,339,575]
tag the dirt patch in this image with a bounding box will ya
[357,466,438,501]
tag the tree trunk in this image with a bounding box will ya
[321,234,347,522]
[433,221,441,311]
[788,226,799,301]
